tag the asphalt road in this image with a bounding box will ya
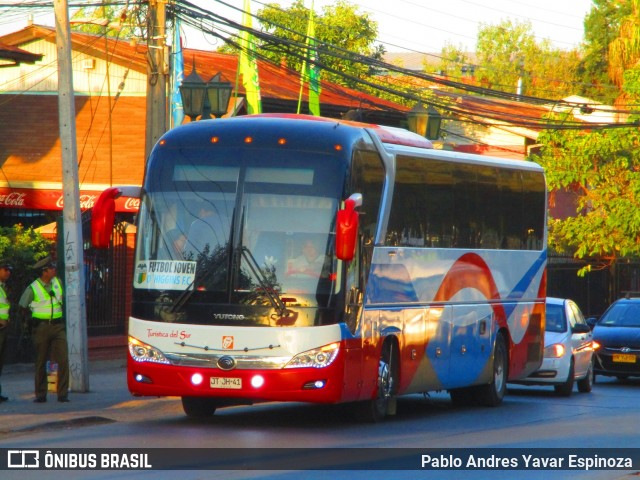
[1,360,639,480]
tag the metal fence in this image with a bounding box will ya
[547,255,640,319]
[81,213,130,336]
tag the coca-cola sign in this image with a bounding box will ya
[0,192,26,207]
[0,187,140,212]
[124,197,140,210]
[56,194,99,209]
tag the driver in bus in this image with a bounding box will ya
[287,238,327,278]
[184,203,228,259]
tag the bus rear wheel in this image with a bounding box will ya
[355,341,397,422]
[475,332,508,407]
[181,396,218,418]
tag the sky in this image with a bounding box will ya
[0,0,594,53]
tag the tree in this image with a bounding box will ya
[247,0,384,88]
[533,118,640,274]
[608,0,640,86]
[578,0,630,103]
[437,43,472,79]
[475,19,580,99]
[608,0,640,111]
[0,224,54,308]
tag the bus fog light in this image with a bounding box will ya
[191,373,204,386]
[134,373,152,384]
[251,375,265,388]
[302,380,326,390]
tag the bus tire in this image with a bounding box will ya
[181,396,218,418]
[355,340,397,422]
[477,332,508,407]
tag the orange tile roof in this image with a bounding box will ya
[1,25,408,120]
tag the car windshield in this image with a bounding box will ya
[599,302,640,327]
[545,303,567,333]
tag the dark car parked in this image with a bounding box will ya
[591,298,640,380]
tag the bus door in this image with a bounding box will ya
[351,308,382,401]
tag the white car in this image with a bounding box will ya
[512,297,596,396]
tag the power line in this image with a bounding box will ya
[174,0,638,131]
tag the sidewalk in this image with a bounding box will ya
[0,358,179,436]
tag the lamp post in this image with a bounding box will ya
[179,60,207,121]
[407,102,442,140]
[179,64,232,121]
[205,73,233,119]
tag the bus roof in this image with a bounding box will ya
[382,141,545,173]
[248,114,434,150]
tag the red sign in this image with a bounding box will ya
[0,187,139,212]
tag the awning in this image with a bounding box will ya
[0,186,139,213]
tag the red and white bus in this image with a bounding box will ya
[92,114,547,421]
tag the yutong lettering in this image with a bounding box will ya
[214,314,245,320]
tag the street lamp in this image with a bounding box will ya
[179,60,207,121]
[407,102,442,140]
[205,73,233,119]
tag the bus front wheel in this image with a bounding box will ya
[355,341,398,422]
[181,396,218,418]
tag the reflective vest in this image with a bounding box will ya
[0,283,8,321]
[29,277,63,320]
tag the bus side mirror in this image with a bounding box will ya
[91,187,122,249]
[335,193,362,261]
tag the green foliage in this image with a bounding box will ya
[578,0,629,103]
[0,225,54,306]
[622,66,640,95]
[475,19,580,98]
[225,0,384,89]
[437,43,471,78]
[533,118,640,268]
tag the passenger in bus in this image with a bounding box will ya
[164,228,187,259]
[287,239,327,278]
[184,203,228,259]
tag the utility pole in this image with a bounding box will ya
[145,0,168,160]
[54,0,89,391]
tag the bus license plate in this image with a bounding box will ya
[210,377,242,389]
[613,354,636,363]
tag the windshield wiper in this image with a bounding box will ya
[241,246,295,320]
[169,251,227,313]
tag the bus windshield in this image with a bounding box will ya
[133,145,347,325]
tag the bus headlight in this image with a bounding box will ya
[129,336,170,364]
[284,342,340,369]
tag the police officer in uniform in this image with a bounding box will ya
[19,256,69,403]
[0,258,12,402]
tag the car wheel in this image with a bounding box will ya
[577,359,594,393]
[554,359,574,397]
